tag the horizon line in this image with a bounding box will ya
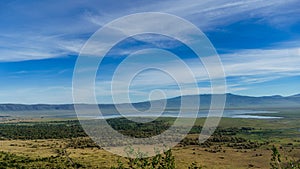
[0,92,298,105]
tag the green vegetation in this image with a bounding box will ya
[0,150,84,169]
[111,148,175,169]
[0,120,86,140]
[270,145,300,169]
[0,110,299,168]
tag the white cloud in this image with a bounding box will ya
[92,46,300,103]
[0,33,84,61]
[86,0,300,30]
[0,1,299,103]
[0,86,72,104]
[221,47,300,76]
[1,46,298,104]
[1,0,299,62]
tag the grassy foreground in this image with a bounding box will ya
[0,110,299,168]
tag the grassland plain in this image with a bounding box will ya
[0,110,299,168]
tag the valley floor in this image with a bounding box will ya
[0,110,299,168]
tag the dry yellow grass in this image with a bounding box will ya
[172,146,272,169]
[2,138,297,169]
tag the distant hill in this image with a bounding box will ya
[289,94,300,98]
[0,104,74,111]
[147,93,300,109]
[0,93,299,111]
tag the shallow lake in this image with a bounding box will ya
[78,110,281,119]
[0,109,282,120]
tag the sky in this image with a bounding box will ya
[0,0,300,104]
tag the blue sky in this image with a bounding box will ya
[0,0,300,104]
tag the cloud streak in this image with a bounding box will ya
[0,1,299,103]
[93,46,300,103]
[0,33,84,61]
[1,45,299,104]
[0,0,299,61]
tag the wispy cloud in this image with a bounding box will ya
[0,33,84,61]
[1,0,299,62]
[1,46,299,104]
[0,86,72,104]
[93,46,300,103]
[85,0,300,29]
[221,47,300,76]
[0,1,299,103]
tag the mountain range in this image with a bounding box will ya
[0,93,299,112]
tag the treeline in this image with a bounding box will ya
[0,121,87,140]
[0,118,258,143]
[0,118,269,151]
[107,117,172,138]
[0,151,84,169]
